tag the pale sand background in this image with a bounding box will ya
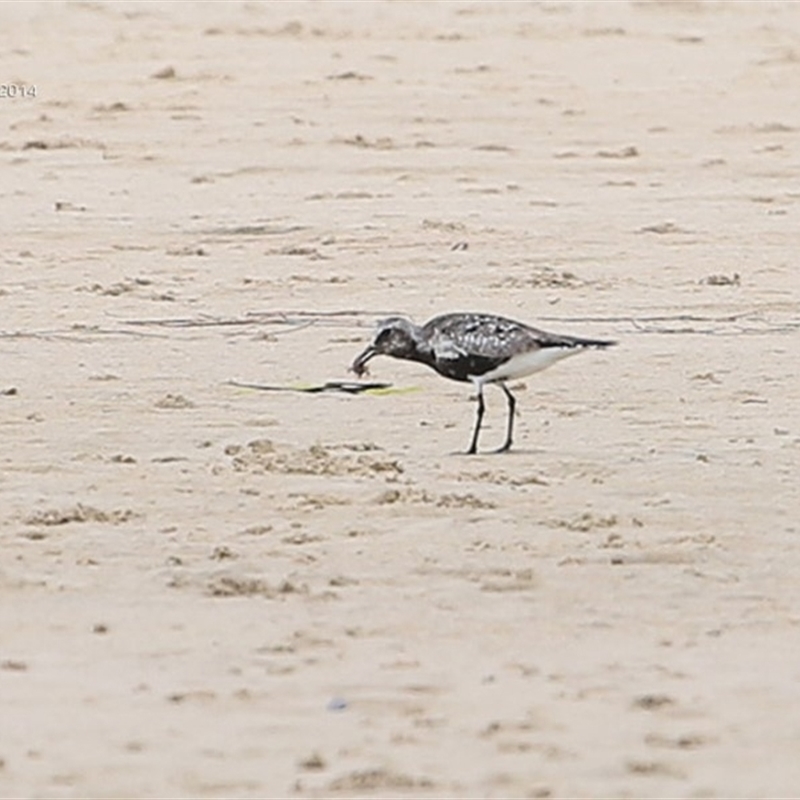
[2,1,800,797]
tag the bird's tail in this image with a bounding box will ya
[574,336,616,349]
[540,332,617,350]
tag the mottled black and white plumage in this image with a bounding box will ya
[351,312,616,454]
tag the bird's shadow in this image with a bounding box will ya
[447,447,543,458]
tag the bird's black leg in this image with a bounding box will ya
[467,386,485,455]
[495,383,516,453]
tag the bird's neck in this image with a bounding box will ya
[396,339,435,369]
[392,336,436,366]
[410,346,436,369]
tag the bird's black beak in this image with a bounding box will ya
[350,344,378,377]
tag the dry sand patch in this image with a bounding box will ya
[1,1,800,797]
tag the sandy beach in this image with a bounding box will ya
[2,1,800,797]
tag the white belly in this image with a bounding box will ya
[475,346,580,384]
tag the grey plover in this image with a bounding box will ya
[351,312,616,454]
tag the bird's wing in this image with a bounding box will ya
[427,313,613,357]
[429,334,468,363]
[426,314,543,361]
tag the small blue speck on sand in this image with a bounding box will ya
[327,697,348,712]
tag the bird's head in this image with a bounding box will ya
[350,317,422,377]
